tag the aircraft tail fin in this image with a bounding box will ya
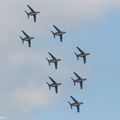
[19,36,24,44]
[25,11,29,18]
[74,52,79,60]
[68,101,72,109]
[46,58,50,66]
[46,82,51,90]
[51,31,55,38]
[71,77,76,86]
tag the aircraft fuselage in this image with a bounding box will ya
[75,78,87,83]
[50,59,61,63]
[29,11,40,16]
[23,37,34,41]
[79,53,90,57]
[50,83,62,87]
[72,102,83,106]
[72,102,80,106]
[55,31,66,36]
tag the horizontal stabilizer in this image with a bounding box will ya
[71,77,76,86]
[25,10,29,18]
[51,31,55,38]
[19,36,24,44]
[74,52,79,60]
[46,58,50,66]
[68,101,72,109]
[46,82,51,90]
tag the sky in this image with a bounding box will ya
[0,0,120,120]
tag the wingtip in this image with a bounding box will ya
[55,67,57,70]
[53,25,57,28]
[73,72,76,74]
[46,81,48,84]
[21,30,25,33]
[48,52,50,54]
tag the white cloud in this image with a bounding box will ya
[11,79,60,112]
[0,116,7,120]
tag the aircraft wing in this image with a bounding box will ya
[33,14,36,22]
[48,52,56,59]
[77,105,80,113]
[28,40,31,47]
[22,30,29,38]
[53,25,61,32]
[27,5,35,12]
[76,47,85,54]
[59,34,63,42]
[83,56,86,64]
[54,62,58,69]
[48,77,56,83]
[55,86,58,94]
[70,96,78,103]
[73,72,82,79]
[80,81,83,89]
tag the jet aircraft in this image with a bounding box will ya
[68,96,83,113]
[25,5,40,22]
[46,76,62,94]
[71,72,87,89]
[19,30,34,47]
[46,52,61,69]
[51,25,66,42]
[74,47,90,64]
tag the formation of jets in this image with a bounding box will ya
[20,4,90,113]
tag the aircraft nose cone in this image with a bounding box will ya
[58,59,61,61]
[81,102,84,104]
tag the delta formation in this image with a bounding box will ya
[19,4,90,113]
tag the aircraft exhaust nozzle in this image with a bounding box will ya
[46,58,50,66]
[68,101,72,109]
[25,10,29,18]
[51,31,55,38]
[74,52,79,60]
[71,77,76,86]
[22,40,24,44]
[46,82,51,90]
